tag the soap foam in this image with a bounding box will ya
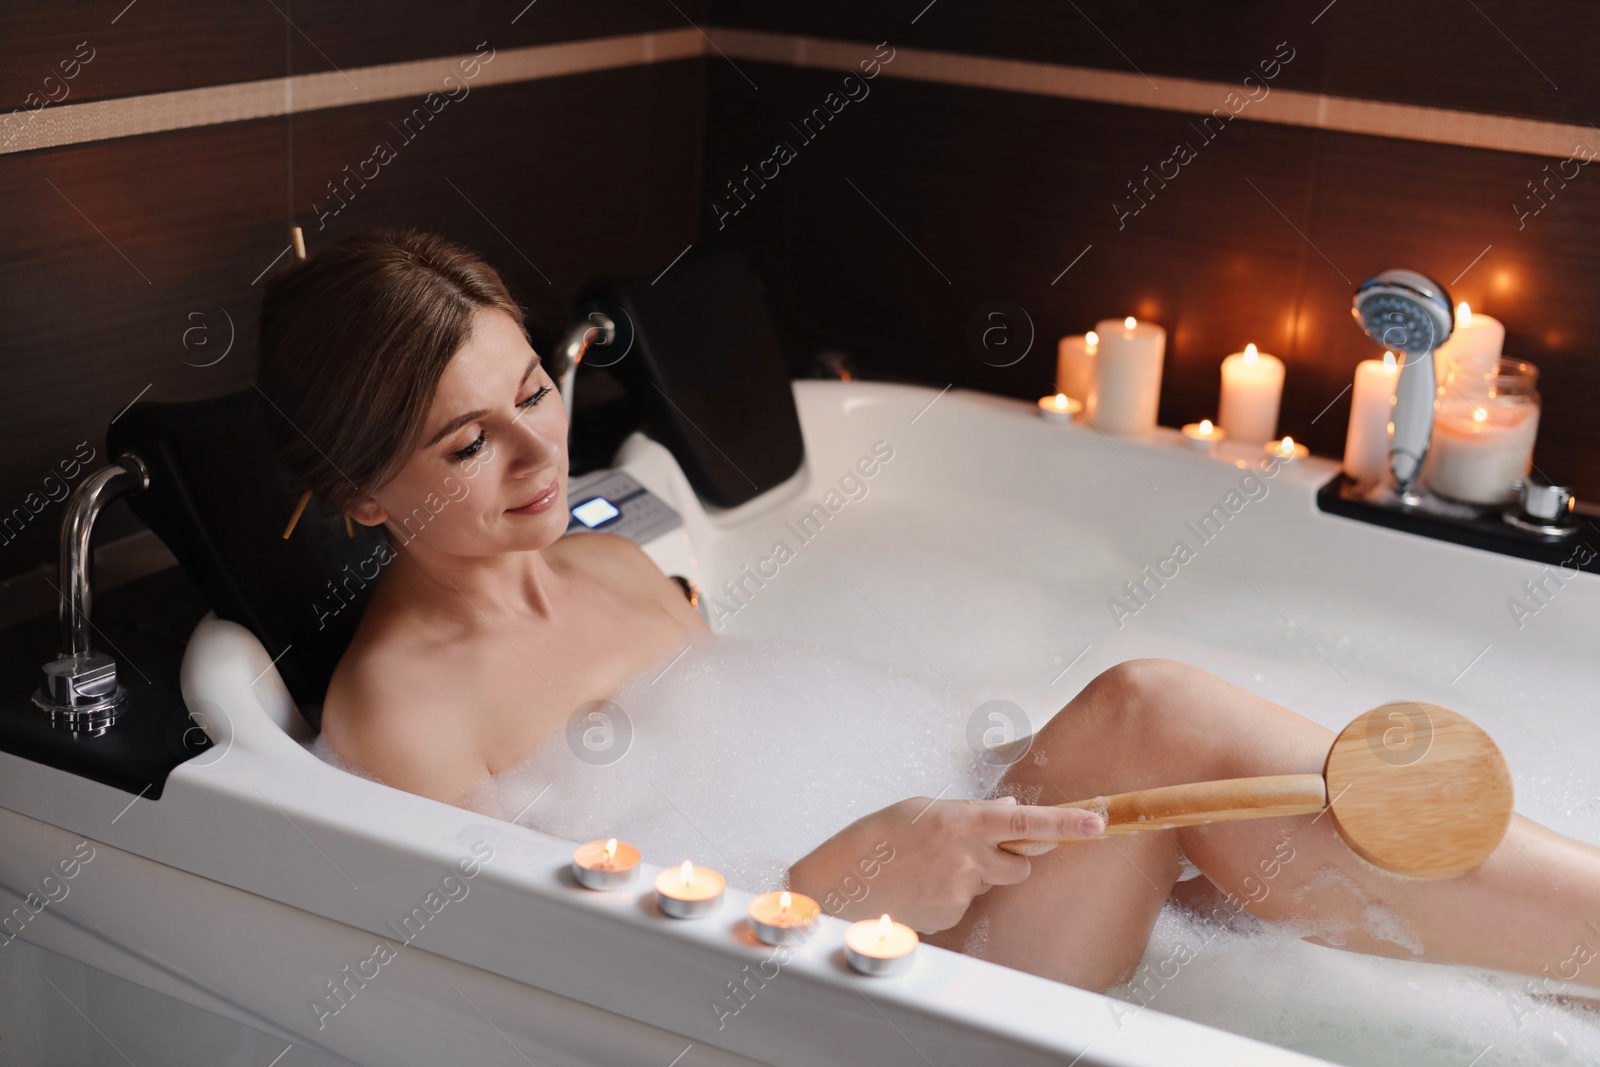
[452,630,1006,893]
[1108,879,1600,1066]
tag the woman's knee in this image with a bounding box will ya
[1069,658,1205,736]
[1033,658,1223,785]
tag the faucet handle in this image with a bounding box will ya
[1504,477,1580,536]
[1518,478,1572,521]
[33,651,126,734]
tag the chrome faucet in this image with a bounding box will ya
[1351,269,1455,500]
[32,453,149,734]
[549,309,619,419]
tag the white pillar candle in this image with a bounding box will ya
[1433,303,1505,380]
[1217,343,1285,446]
[1424,396,1539,505]
[1343,351,1400,485]
[1056,330,1098,403]
[1085,317,1165,434]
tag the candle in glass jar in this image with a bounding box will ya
[1343,351,1400,485]
[1425,398,1539,505]
[1218,343,1285,446]
[1085,317,1165,434]
[1433,303,1504,380]
[654,860,725,919]
[1056,330,1098,405]
[843,913,919,975]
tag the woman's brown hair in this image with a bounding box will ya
[257,227,527,516]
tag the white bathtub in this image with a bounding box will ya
[2,378,1597,1066]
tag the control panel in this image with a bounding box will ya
[562,468,683,545]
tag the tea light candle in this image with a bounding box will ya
[1425,399,1539,505]
[1433,303,1504,380]
[1037,393,1081,423]
[655,860,725,919]
[1055,330,1098,405]
[1218,343,1285,446]
[747,890,822,946]
[1264,436,1308,463]
[571,837,641,890]
[844,913,919,975]
[1085,317,1165,434]
[1343,351,1399,485]
[1181,419,1225,451]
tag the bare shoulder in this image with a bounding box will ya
[557,532,709,631]
[320,636,491,809]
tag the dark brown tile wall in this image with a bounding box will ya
[709,0,1597,123]
[0,0,710,111]
[290,0,710,72]
[0,44,704,585]
[3,0,1597,592]
[693,9,1600,502]
[0,3,281,111]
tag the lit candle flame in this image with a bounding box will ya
[603,838,617,867]
[1085,330,1099,348]
[1383,350,1397,371]
[1281,436,1295,451]
[1053,393,1069,411]
[1473,407,1488,422]
[878,913,893,944]
[1123,316,1137,331]
[1199,419,1214,435]
[1458,302,1472,327]
[1243,342,1258,365]
[679,859,694,887]
[779,891,791,919]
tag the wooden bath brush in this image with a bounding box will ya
[997,701,1513,879]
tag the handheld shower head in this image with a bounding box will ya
[1351,269,1456,495]
[1352,269,1454,354]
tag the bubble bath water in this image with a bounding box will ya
[301,628,1600,1067]
[453,631,1000,894]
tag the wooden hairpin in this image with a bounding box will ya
[278,228,344,542]
[282,489,311,540]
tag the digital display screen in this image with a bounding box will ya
[572,496,621,528]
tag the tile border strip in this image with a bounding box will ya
[3,25,1594,161]
[710,29,1598,161]
[0,28,704,156]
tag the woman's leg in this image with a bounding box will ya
[927,658,1600,995]
[924,660,1200,989]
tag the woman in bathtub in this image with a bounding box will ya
[258,227,1600,998]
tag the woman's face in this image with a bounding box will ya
[349,305,570,557]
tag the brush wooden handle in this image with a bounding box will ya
[997,773,1328,856]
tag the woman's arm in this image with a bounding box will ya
[323,670,493,810]
[787,796,1105,934]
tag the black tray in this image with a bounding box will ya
[1316,472,1599,574]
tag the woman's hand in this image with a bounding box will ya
[787,795,1105,935]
